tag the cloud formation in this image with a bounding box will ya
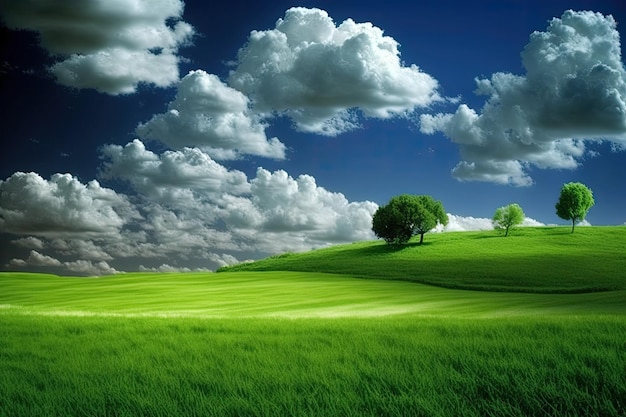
[0,172,139,237]
[248,168,378,243]
[229,7,441,135]
[8,250,118,276]
[136,70,285,159]
[100,139,251,200]
[0,0,194,94]
[434,214,545,232]
[421,10,626,186]
[3,141,378,274]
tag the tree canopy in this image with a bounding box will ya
[492,203,525,237]
[372,194,448,245]
[555,182,594,233]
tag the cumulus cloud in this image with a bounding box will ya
[248,168,378,244]
[437,214,494,232]
[0,172,140,238]
[101,141,378,251]
[100,139,251,199]
[208,253,241,268]
[49,239,113,261]
[229,7,441,135]
[137,71,286,159]
[0,0,194,94]
[521,217,546,227]
[121,163,378,260]
[137,264,211,273]
[62,260,119,276]
[420,10,626,185]
[8,250,61,267]
[8,250,119,277]
[433,214,545,232]
[2,140,378,274]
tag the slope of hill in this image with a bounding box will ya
[1,228,625,417]
[2,270,625,317]
[219,227,626,293]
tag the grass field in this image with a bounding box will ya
[220,226,626,293]
[1,226,625,416]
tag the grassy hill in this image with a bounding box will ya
[2,270,625,317]
[1,226,625,416]
[219,226,626,293]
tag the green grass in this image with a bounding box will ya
[1,271,625,317]
[1,226,626,416]
[1,314,625,417]
[219,226,626,293]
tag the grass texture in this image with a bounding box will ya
[220,226,626,293]
[1,271,625,317]
[1,226,625,416]
[1,314,624,417]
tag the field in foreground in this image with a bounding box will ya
[1,314,624,417]
[1,227,625,416]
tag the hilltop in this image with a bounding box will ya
[219,226,626,293]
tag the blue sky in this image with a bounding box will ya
[1,0,625,275]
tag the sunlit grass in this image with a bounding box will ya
[1,226,625,416]
[1,314,624,417]
[1,271,625,317]
[220,226,626,293]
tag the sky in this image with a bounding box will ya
[1,0,625,275]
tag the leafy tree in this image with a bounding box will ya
[492,203,525,237]
[555,182,594,233]
[372,194,448,245]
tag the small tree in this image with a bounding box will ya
[492,203,525,237]
[555,182,594,233]
[372,194,448,245]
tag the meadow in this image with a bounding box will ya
[221,226,626,293]
[1,227,625,416]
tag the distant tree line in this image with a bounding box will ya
[372,182,594,245]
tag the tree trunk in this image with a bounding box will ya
[505,227,509,237]
[571,219,575,234]
[419,233,424,244]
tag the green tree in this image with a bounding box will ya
[555,182,594,233]
[372,194,448,245]
[492,203,525,237]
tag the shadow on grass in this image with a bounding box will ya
[471,234,504,240]
[353,241,431,255]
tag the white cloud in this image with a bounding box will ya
[0,0,194,94]
[137,264,211,273]
[229,7,441,135]
[433,214,545,233]
[100,139,251,199]
[136,71,286,159]
[420,10,626,185]
[0,172,140,238]
[51,48,182,95]
[8,252,119,277]
[206,253,241,268]
[521,217,545,227]
[248,168,378,244]
[2,142,378,274]
[62,260,119,276]
[437,214,494,232]
[9,250,61,267]
[100,141,378,251]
